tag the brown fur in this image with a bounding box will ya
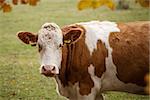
[59,25,107,95]
[18,32,38,46]
[92,40,108,78]
[109,21,149,86]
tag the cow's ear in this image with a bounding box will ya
[17,32,38,46]
[63,26,84,44]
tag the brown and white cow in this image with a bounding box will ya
[17,21,149,100]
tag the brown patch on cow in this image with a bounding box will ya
[59,27,94,95]
[92,40,108,78]
[17,32,38,46]
[59,25,107,95]
[109,21,149,86]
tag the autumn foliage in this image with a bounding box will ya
[78,0,115,10]
[135,0,150,8]
[78,0,150,10]
[0,0,39,13]
[0,0,149,13]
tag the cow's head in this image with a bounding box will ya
[17,22,83,77]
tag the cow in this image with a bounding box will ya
[17,21,149,100]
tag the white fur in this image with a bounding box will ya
[55,75,103,100]
[86,64,104,100]
[54,64,103,100]
[38,22,63,74]
[88,65,101,91]
[78,21,120,55]
[55,76,79,100]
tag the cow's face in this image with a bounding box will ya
[17,23,83,77]
[37,23,63,77]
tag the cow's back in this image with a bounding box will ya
[109,21,149,87]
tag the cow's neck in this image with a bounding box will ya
[58,43,74,86]
[57,33,89,85]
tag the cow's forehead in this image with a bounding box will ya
[38,22,61,36]
[38,22,62,36]
[41,22,60,31]
[38,22,63,46]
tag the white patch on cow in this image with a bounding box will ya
[54,77,69,100]
[78,21,120,55]
[88,65,101,90]
[87,64,104,100]
[55,76,79,100]
[38,22,63,74]
[55,71,103,100]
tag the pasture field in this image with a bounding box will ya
[0,0,149,100]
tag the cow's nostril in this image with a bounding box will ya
[42,66,46,71]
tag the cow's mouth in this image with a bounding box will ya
[41,71,55,77]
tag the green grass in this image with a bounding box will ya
[0,0,149,100]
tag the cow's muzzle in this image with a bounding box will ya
[41,65,58,77]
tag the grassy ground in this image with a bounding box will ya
[0,0,149,100]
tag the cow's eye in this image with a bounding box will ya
[38,44,42,52]
[59,44,63,48]
[57,44,63,49]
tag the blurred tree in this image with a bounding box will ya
[1,1,12,12]
[77,0,115,10]
[0,0,149,13]
[135,0,149,7]
[0,0,39,13]
[78,0,149,10]
[117,0,129,10]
